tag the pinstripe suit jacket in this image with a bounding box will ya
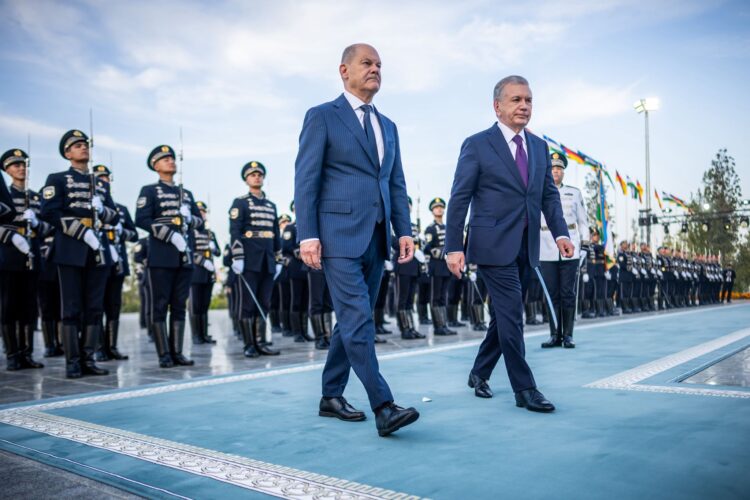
[294,93,412,258]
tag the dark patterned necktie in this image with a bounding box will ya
[360,104,379,165]
[512,134,528,187]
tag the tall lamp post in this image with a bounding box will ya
[634,97,659,247]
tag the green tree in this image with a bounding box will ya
[686,149,742,263]
[735,233,750,293]
[584,170,616,241]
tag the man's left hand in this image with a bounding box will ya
[557,238,575,258]
[398,236,414,264]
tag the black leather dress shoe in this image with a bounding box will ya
[319,397,366,421]
[515,389,555,413]
[375,402,419,437]
[467,372,493,398]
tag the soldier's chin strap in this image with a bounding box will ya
[238,273,268,323]
[534,266,558,331]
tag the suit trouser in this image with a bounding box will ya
[147,266,192,323]
[308,269,333,315]
[471,230,536,393]
[58,260,109,326]
[321,223,393,410]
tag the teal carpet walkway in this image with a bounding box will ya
[1,304,749,499]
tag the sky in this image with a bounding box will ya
[1,0,749,247]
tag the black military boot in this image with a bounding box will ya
[190,314,204,345]
[3,324,22,371]
[431,306,453,336]
[582,300,596,319]
[201,314,216,344]
[312,314,329,349]
[94,321,112,362]
[595,299,606,317]
[108,320,128,360]
[301,313,314,341]
[61,324,82,378]
[291,312,305,342]
[562,308,576,348]
[82,325,109,375]
[472,305,487,331]
[169,321,194,366]
[398,310,418,339]
[42,320,63,357]
[19,324,44,369]
[254,316,280,355]
[541,313,562,348]
[269,309,282,333]
[152,322,174,367]
[440,307,458,334]
[417,303,432,325]
[374,309,391,335]
[323,313,334,346]
[240,318,259,358]
[407,311,426,339]
[524,302,535,325]
[447,304,466,327]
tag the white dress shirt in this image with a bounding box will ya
[343,90,384,166]
[496,121,527,161]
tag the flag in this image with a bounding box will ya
[635,180,644,203]
[601,168,616,189]
[615,170,627,195]
[597,167,608,247]
[655,189,664,210]
[627,176,638,199]
[542,135,563,154]
[561,145,585,164]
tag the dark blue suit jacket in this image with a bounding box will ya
[445,124,569,268]
[294,94,412,258]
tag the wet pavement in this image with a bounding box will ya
[683,346,750,387]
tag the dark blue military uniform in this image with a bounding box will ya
[39,131,119,378]
[229,174,281,357]
[1,149,52,370]
[423,200,455,336]
[393,220,425,339]
[133,238,150,331]
[189,203,220,345]
[280,221,310,342]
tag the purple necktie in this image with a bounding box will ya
[512,134,528,187]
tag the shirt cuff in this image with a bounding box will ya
[300,238,319,244]
[555,236,570,242]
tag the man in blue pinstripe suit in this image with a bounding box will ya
[294,43,419,437]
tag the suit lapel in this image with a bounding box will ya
[377,112,394,177]
[485,125,525,190]
[332,94,379,169]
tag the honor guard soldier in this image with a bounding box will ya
[134,238,150,332]
[228,161,281,357]
[655,246,670,310]
[722,263,736,303]
[639,242,656,311]
[393,196,426,340]
[589,230,607,316]
[539,152,589,348]
[282,201,312,342]
[1,148,50,370]
[92,165,138,361]
[580,243,597,319]
[274,213,293,335]
[189,201,220,345]
[606,245,620,315]
[135,145,202,368]
[40,130,119,378]
[424,197,456,336]
[223,242,240,337]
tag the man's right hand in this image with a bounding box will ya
[446,251,465,279]
[300,239,322,270]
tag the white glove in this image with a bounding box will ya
[83,229,101,251]
[115,222,123,236]
[274,263,283,280]
[170,233,187,252]
[203,260,215,272]
[674,271,679,278]
[180,204,192,224]
[11,233,31,254]
[384,260,394,271]
[583,273,590,283]
[605,271,611,280]
[641,268,647,276]
[109,245,120,263]
[632,269,638,276]
[209,240,218,253]
[414,249,425,263]
[91,195,104,214]
[231,259,244,274]
[22,209,39,228]
[469,272,477,283]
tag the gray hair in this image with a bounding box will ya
[493,75,529,100]
[341,43,372,64]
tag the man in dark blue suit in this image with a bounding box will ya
[294,43,419,437]
[445,75,575,412]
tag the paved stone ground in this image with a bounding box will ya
[1,304,745,498]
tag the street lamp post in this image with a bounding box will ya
[634,97,659,248]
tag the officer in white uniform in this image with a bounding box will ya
[539,152,589,348]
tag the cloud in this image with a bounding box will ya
[533,79,640,127]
